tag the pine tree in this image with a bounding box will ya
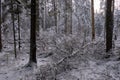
[52,0,58,33]
[36,0,39,36]
[17,5,21,50]
[91,0,95,40]
[11,0,17,58]
[64,0,72,35]
[0,0,2,52]
[29,0,37,64]
[105,0,114,52]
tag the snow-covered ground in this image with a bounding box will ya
[0,35,120,80]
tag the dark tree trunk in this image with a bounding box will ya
[52,0,58,33]
[29,0,37,64]
[36,0,39,36]
[44,0,46,30]
[0,0,2,52]
[64,0,72,35]
[91,0,95,41]
[11,0,17,58]
[17,5,21,50]
[105,0,114,52]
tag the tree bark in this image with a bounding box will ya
[11,0,17,58]
[0,0,2,52]
[40,0,44,30]
[64,0,72,35]
[105,0,114,52]
[29,0,37,64]
[52,0,58,33]
[17,5,21,50]
[36,0,39,36]
[43,0,46,30]
[91,0,95,40]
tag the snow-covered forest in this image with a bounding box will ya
[0,0,120,80]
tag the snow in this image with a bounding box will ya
[56,59,120,80]
[0,36,120,80]
[1,0,120,79]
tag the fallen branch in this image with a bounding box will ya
[81,40,104,49]
[55,45,69,54]
[56,49,80,65]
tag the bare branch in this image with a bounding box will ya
[56,49,80,65]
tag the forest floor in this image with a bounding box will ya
[0,37,120,80]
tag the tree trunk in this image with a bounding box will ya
[11,0,17,58]
[91,0,95,40]
[43,0,46,30]
[105,0,114,52]
[40,0,44,30]
[29,0,37,64]
[64,0,72,35]
[52,0,58,33]
[0,0,2,52]
[17,5,21,51]
[36,0,39,36]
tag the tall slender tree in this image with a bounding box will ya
[36,0,39,36]
[17,5,21,50]
[43,0,46,30]
[11,0,17,58]
[64,0,72,35]
[105,0,114,52]
[40,0,44,30]
[0,0,2,52]
[52,0,58,33]
[91,0,95,40]
[29,0,37,65]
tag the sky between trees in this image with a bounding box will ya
[94,0,120,12]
